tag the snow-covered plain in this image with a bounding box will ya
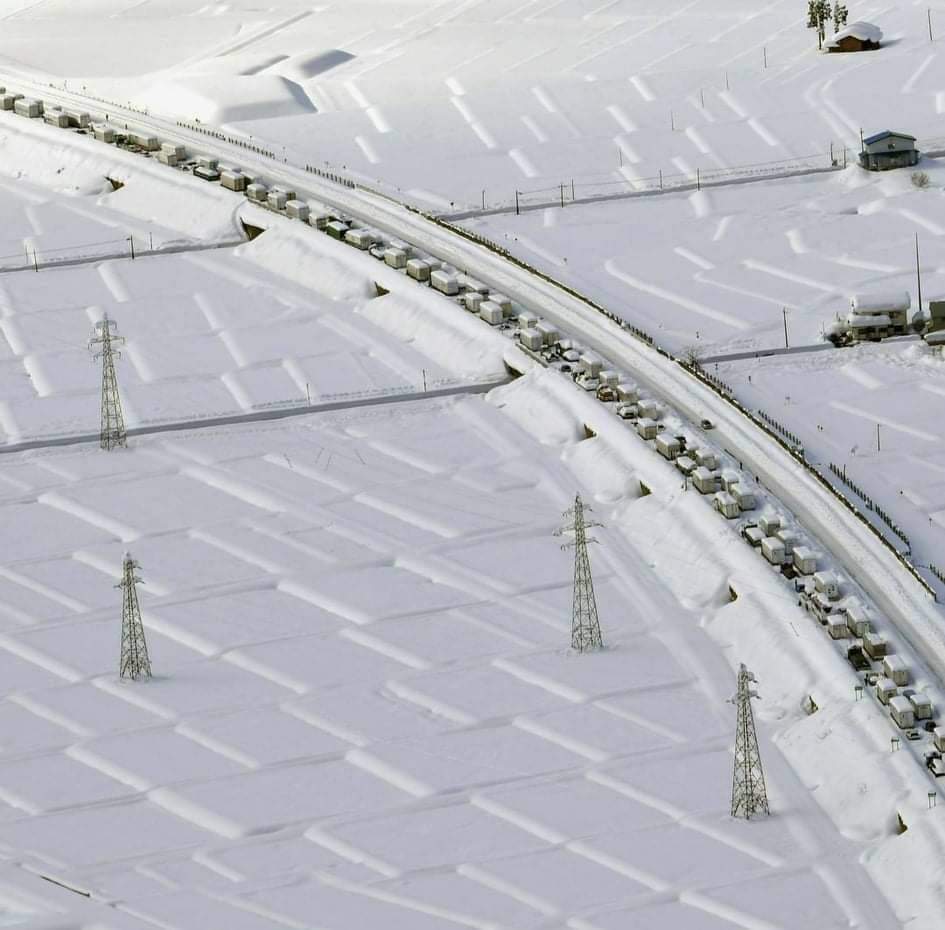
[1,1,945,927]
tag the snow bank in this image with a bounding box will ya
[134,74,316,125]
[234,224,377,302]
[0,115,240,240]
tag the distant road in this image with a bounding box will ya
[698,343,835,364]
[0,376,511,456]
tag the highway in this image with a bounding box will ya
[4,71,945,690]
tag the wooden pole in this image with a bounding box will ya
[916,232,923,312]
[929,8,934,42]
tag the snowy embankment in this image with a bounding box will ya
[0,113,240,242]
[494,368,945,927]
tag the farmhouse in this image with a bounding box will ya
[826,21,882,53]
[858,131,919,171]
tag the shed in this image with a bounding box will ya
[714,491,740,520]
[286,200,310,221]
[656,435,681,460]
[616,383,639,404]
[889,695,915,730]
[762,536,786,565]
[463,291,485,313]
[519,328,543,351]
[826,21,882,53]
[876,677,897,705]
[730,484,757,511]
[907,692,933,720]
[637,418,658,440]
[863,631,888,659]
[858,131,919,171]
[384,247,408,269]
[793,546,817,575]
[758,513,781,536]
[883,654,909,687]
[480,302,504,326]
[406,259,432,281]
[431,270,459,295]
[692,466,719,494]
[221,171,247,192]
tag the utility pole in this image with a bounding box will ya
[916,232,923,313]
[89,316,127,450]
[730,663,770,819]
[782,307,790,348]
[118,552,151,681]
[877,423,881,452]
[127,234,135,260]
[515,189,520,216]
[929,8,934,42]
[556,494,604,652]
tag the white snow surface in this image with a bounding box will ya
[0,3,944,927]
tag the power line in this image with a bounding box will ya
[556,493,604,652]
[118,552,151,681]
[88,315,127,450]
[730,663,770,819]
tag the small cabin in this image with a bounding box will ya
[858,131,919,171]
[826,21,882,53]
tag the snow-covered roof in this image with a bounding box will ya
[847,313,891,329]
[827,21,883,46]
[888,695,912,713]
[851,291,910,313]
[862,129,915,146]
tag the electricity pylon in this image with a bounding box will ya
[730,663,770,819]
[118,552,151,681]
[556,494,604,652]
[89,315,127,450]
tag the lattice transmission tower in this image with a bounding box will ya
[730,663,770,819]
[89,315,127,450]
[556,494,604,652]
[118,552,151,681]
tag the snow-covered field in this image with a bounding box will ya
[2,1,945,927]
[0,378,932,930]
[2,0,942,212]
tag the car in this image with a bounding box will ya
[578,377,600,393]
[926,753,945,777]
[596,385,617,402]
[700,418,715,430]
[616,403,638,420]
[562,349,580,363]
